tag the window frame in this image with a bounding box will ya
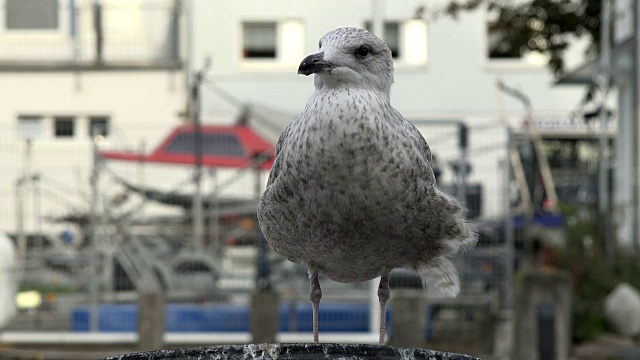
[5,0,60,31]
[88,116,110,138]
[1,0,66,34]
[364,21,401,59]
[363,19,428,69]
[16,113,113,142]
[242,22,277,60]
[53,116,75,139]
[238,19,305,72]
[0,0,68,44]
[17,114,44,140]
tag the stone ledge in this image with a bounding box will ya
[101,343,481,360]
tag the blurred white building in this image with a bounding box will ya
[0,0,186,236]
[188,0,597,220]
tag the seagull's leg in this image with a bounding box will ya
[309,271,322,343]
[378,274,391,345]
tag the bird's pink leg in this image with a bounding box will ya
[378,274,390,345]
[309,271,322,343]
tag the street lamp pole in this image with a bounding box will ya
[598,0,612,262]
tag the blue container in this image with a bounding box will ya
[73,302,426,335]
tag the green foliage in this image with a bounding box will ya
[556,202,640,342]
[442,0,601,76]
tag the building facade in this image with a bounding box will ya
[0,0,187,236]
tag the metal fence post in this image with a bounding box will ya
[513,271,572,360]
[390,289,427,348]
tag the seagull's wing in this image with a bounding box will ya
[265,121,293,187]
[390,108,436,186]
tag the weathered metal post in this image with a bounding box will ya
[136,244,166,350]
[89,136,101,332]
[251,167,280,344]
[251,156,278,343]
[138,291,166,351]
[457,123,468,207]
[251,229,278,343]
[250,289,279,343]
[597,0,613,263]
[514,271,572,360]
[92,0,103,64]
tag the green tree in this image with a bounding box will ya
[439,0,601,76]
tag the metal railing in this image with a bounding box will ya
[0,119,513,356]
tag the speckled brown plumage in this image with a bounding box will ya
[257,27,477,343]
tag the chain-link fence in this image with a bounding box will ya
[410,120,512,353]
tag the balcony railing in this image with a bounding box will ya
[0,0,182,70]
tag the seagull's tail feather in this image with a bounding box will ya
[432,188,478,255]
[411,188,477,298]
[416,257,460,297]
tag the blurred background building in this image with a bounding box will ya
[0,0,185,234]
[190,0,596,220]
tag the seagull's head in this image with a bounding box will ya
[298,27,394,94]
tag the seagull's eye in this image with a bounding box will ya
[356,45,370,57]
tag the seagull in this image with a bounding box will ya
[257,27,476,345]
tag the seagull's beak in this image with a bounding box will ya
[298,52,332,76]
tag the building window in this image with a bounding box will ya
[6,0,59,30]
[243,22,277,59]
[364,20,427,65]
[17,115,43,140]
[364,21,400,58]
[239,20,304,69]
[89,116,110,137]
[54,117,74,138]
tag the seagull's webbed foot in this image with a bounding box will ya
[378,274,390,345]
[309,271,322,343]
